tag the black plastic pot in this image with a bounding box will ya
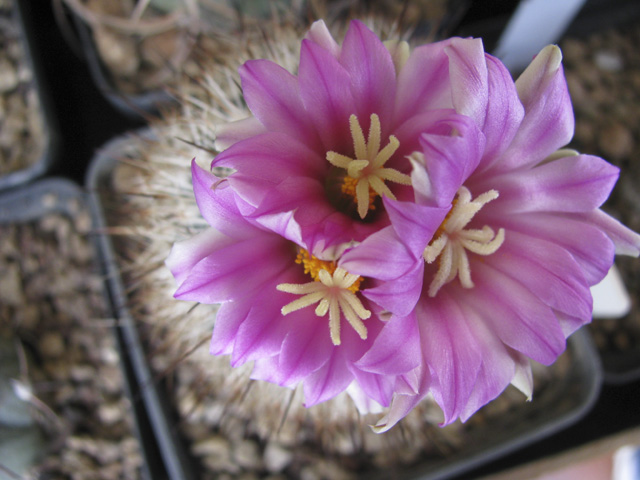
[70,12,174,120]
[596,313,640,385]
[87,134,195,480]
[0,178,149,479]
[87,131,604,480]
[0,2,60,191]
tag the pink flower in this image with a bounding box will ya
[167,19,640,433]
[211,19,476,255]
[166,162,397,407]
[350,42,640,431]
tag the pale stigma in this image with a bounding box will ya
[277,267,371,346]
[326,113,412,219]
[423,186,505,297]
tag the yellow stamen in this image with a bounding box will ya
[295,249,362,293]
[341,176,377,212]
[424,187,505,297]
[326,114,412,219]
[277,250,369,345]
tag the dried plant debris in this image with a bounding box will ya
[562,23,640,375]
[61,0,457,96]
[0,1,46,177]
[61,0,309,95]
[94,20,583,478]
[0,200,142,479]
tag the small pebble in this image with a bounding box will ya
[594,50,624,72]
[0,58,19,92]
[598,122,635,161]
[38,332,65,358]
[233,439,262,470]
[0,263,23,306]
[264,442,294,473]
[0,4,45,175]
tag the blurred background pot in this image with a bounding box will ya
[0,1,59,191]
[560,22,640,384]
[0,179,144,479]
[55,0,470,118]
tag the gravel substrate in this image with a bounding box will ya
[0,188,142,479]
[0,0,46,178]
[562,21,640,380]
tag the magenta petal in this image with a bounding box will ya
[339,20,396,124]
[276,318,334,385]
[253,209,304,247]
[392,109,460,163]
[475,54,525,169]
[174,234,289,304]
[305,20,340,57]
[468,263,566,365]
[457,309,517,422]
[230,295,296,366]
[417,113,485,205]
[340,227,417,281]
[191,161,256,237]
[346,382,384,414]
[384,198,448,255]
[215,131,325,180]
[578,209,640,257]
[416,291,482,425]
[491,230,593,321]
[303,350,353,406]
[250,356,296,388]
[215,117,267,151]
[359,264,424,317]
[495,212,614,286]
[393,41,452,127]
[166,228,233,286]
[487,154,620,214]
[340,227,424,315]
[298,39,357,151]
[210,268,297,363]
[501,46,574,170]
[239,59,320,150]
[394,370,420,395]
[210,302,247,357]
[248,175,360,249]
[350,369,394,407]
[446,37,488,128]
[213,132,326,209]
[554,310,589,338]
[373,365,430,433]
[356,313,421,375]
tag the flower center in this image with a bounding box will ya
[423,186,505,297]
[276,249,370,346]
[326,114,412,220]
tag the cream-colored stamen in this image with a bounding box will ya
[423,186,505,297]
[277,267,370,346]
[327,114,412,219]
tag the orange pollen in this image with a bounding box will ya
[341,176,377,212]
[430,197,458,245]
[296,249,363,293]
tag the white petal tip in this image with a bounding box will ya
[539,45,563,69]
[371,422,391,434]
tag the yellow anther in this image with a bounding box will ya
[424,187,505,297]
[326,113,411,219]
[278,250,369,345]
[295,249,363,293]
